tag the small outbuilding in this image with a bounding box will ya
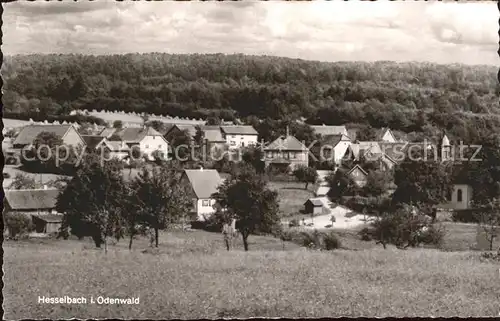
[304,198,330,215]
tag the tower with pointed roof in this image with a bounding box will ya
[441,133,451,161]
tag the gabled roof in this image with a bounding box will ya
[347,165,368,177]
[184,169,223,199]
[311,125,348,137]
[304,198,325,207]
[375,127,396,142]
[348,141,382,159]
[81,135,106,150]
[202,129,225,142]
[99,128,117,138]
[220,126,258,136]
[4,188,60,210]
[167,124,197,138]
[111,127,164,143]
[265,135,306,151]
[104,140,131,152]
[13,125,73,146]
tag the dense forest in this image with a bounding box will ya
[2,53,499,143]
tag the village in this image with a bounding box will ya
[2,110,478,240]
[3,1,500,318]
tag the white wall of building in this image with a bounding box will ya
[225,134,258,150]
[139,135,169,160]
[195,198,217,221]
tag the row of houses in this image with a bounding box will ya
[3,121,472,235]
[3,167,225,233]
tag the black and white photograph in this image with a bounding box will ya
[2,0,500,318]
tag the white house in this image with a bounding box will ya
[438,184,473,210]
[311,125,348,137]
[220,126,259,150]
[109,126,169,161]
[181,168,224,221]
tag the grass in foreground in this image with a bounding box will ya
[4,229,500,319]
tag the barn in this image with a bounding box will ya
[3,188,63,235]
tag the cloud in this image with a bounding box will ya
[3,1,498,65]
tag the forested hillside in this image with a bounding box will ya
[2,53,499,143]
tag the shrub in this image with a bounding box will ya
[324,224,333,228]
[341,195,391,214]
[300,229,324,249]
[452,209,480,223]
[323,232,342,250]
[358,227,373,241]
[289,219,299,227]
[417,224,446,248]
[4,213,34,239]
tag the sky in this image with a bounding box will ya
[3,1,498,66]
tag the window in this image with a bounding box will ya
[290,152,296,159]
[267,151,273,158]
[230,141,236,146]
[457,189,463,202]
[145,144,149,149]
[158,145,162,149]
[202,200,210,207]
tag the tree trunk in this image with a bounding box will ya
[155,227,159,248]
[305,182,308,190]
[128,233,134,250]
[242,233,249,251]
[489,236,494,251]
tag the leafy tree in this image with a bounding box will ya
[364,169,392,197]
[129,164,192,248]
[474,198,500,251]
[326,168,359,201]
[293,165,318,190]
[56,155,127,249]
[206,116,222,126]
[113,120,123,129]
[146,120,167,134]
[241,145,265,174]
[392,155,453,215]
[212,164,280,251]
[168,129,193,161]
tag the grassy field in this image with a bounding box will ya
[4,229,500,319]
[268,181,316,216]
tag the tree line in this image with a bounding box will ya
[3,53,499,145]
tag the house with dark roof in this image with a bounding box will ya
[3,188,63,234]
[12,124,85,150]
[220,125,259,150]
[343,141,398,171]
[82,135,130,161]
[164,124,198,143]
[264,134,309,172]
[347,165,368,188]
[181,168,224,221]
[108,126,169,161]
[304,197,332,215]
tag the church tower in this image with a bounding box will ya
[441,133,451,161]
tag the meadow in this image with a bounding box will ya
[4,228,500,319]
